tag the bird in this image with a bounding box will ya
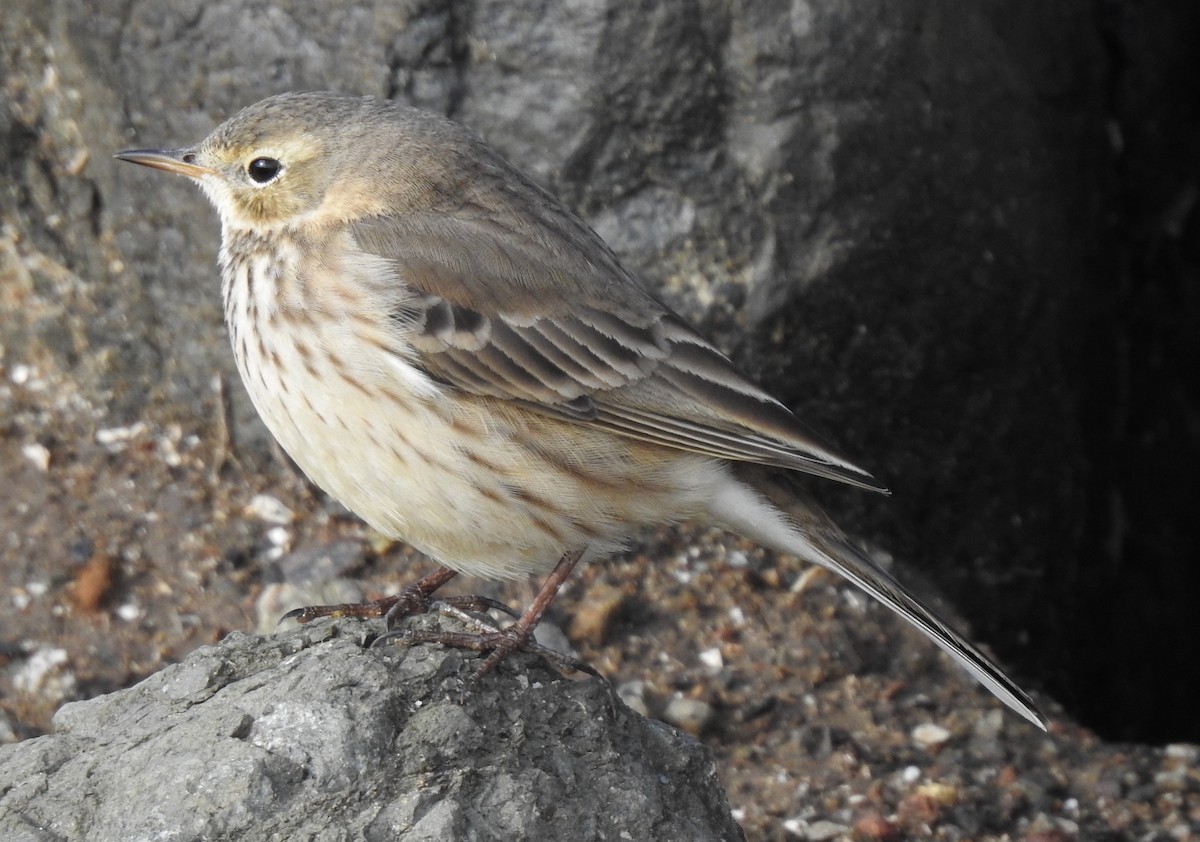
[116,91,1045,729]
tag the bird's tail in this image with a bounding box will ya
[708,475,1047,730]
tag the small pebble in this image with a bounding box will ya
[915,782,958,806]
[22,442,51,471]
[662,695,714,736]
[245,494,294,524]
[911,722,952,750]
[853,813,901,841]
[95,422,148,451]
[13,646,77,703]
[71,552,114,612]
[698,646,724,672]
[804,819,850,841]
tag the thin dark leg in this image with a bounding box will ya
[477,547,584,675]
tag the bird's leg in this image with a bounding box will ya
[476,546,585,675]
[375,548,591,677]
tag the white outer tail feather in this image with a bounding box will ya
[708,477,1047,730]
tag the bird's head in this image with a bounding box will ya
[116,92,458,233]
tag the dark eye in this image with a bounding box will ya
[247,157,282,184]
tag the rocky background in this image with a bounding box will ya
[2,1,1198,839]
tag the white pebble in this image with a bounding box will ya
[9,363,33,385]
[246,494,294,525]
[1166,743,1199,762]
[22,442,51,471]
[662,695,714,734]
[96,421,148,451]
[698,647,724,671]
[804,820,850,841]
[13,646,76,702]
[911,722,952,749]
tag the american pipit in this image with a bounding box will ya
[117,91,1044,729]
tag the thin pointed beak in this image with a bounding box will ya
[114,148,214,179]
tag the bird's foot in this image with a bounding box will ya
[278,565,523,626]
[374,600,602,680]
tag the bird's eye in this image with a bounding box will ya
[246,157,282,184]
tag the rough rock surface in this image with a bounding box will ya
[0,619,743,842]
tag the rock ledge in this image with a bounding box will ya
[0,620,743,842]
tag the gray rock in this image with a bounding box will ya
[0,619,744,841]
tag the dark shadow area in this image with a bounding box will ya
[1069,0,1200,744]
